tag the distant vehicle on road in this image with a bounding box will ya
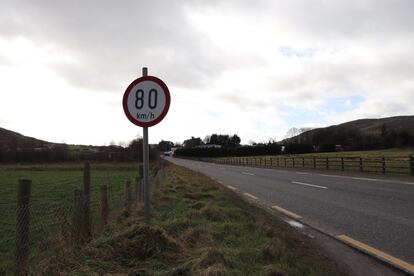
[164,151,173,156]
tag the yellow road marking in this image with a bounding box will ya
[337,235,414,274]
[271,205,302,219]
[243,192,258,200]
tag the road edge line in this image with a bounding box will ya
[243,192,258,200]
[337,235,414,275]
[271,205,302,219]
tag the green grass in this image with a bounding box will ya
[0,163,140,274]
[36,164,345,275]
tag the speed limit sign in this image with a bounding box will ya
[122,76,171,127]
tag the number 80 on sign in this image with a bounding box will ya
[123,76,171,128]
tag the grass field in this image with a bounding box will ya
[36,163,345,275]
[0,162,140,274]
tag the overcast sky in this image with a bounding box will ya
[1,0,413,145]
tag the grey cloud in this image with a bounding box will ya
[1,0,413,120]
[266,0,414,40]
[0,0,231,91]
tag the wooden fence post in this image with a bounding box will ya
[100,185,108,226]
[410,155,414,176]
[341,157,344,171]
[16,179,31,276]
[135,177,140,203]
[313,157,316,169]
[302,157,305,168]
[382,157,386,174]
[292,157,295,168]
[284,157,287,167]
[359,157,363,172]
[72,189,82,246]
[326,157,329,170]
[125,180,132,206]
[140,178,144,202]
[277,158,279,167]
[138,165,143,178]
[82,162,91,240]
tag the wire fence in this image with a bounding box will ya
[0,162,166,275]
[186,155,414,176]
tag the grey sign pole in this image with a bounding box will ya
[142,67,150,224]
[123,67,169,224]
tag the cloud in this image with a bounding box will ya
[0,0,230,91]
[0,0,413,144]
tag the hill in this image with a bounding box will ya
[339,116,414,136]
[282,115,414,152]
[0,127,54,150]
[0,127,159,163]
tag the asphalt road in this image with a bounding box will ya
[165,157,414,272]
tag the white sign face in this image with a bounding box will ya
[123,76,170,127]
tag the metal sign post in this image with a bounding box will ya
[142,67,150,223]
[122,67,171,224]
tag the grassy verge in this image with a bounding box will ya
[37,163,345,275]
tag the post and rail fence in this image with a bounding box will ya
[1,161,166,275]
[185,155,414,176]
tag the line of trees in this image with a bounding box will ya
[175,133,281,157]
[173,125,414,157]
[181,134,242,149]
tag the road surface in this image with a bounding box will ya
[166,157,414,274]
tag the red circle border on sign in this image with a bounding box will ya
[122,76,171,128]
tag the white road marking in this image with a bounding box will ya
[318,174,340,178]
[351,177,380,181]
[227,185,237,190]
[217,180,223,184]
[242,172,255,176]
[315,173,414,186]
[296,172,311,175]
[244,192,258,200]
[285,219,304,228]
[291,181,328,189]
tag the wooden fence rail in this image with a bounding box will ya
[195,155,414,176]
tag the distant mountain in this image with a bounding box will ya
[338,116,414,136]
[281,115,414,150]
[0,127,55,150]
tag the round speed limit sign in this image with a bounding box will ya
[122,76,171,127]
